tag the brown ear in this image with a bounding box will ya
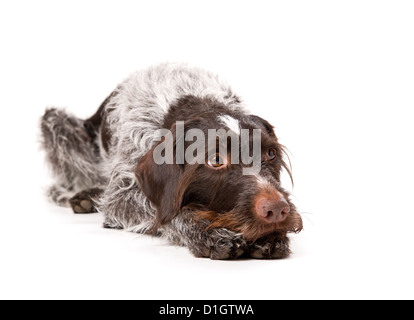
[135,144,183,228]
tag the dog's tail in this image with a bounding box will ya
[40,108,104,206]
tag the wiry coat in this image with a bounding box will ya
[41,63,300,259]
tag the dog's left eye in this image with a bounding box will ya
[265,148,277,161]
[207,154,225,168]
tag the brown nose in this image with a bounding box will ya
[255,197,290,224]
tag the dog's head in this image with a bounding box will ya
[135,96,302,241]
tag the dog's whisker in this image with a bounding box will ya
[303,215,314,224]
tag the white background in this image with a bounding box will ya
[1,0,413,300]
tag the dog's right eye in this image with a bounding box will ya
[207,154,225,168]
[265,148,277,161]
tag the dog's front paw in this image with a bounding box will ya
[190,230,247,260]
[248,237,291,259]
[210,236,246,260]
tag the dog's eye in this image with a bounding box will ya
[207,154,225,168]
[265,148,277,161]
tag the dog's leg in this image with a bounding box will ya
[163,213,247,260]
[47,184,75,207]
[69,188,104,214]
[40,108,105,206]
[99,179,156,231]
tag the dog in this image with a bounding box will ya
[41,63,303,259]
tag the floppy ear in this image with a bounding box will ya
[135,143,183,228]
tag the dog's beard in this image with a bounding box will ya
[186,207,303,242]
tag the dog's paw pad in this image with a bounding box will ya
[69,188,103,214]
[80,200,93,212]
[70,198,97,214]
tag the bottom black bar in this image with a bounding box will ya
[142,301,272,318]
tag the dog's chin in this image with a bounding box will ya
[188,208,303,242]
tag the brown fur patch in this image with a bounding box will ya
[187,207,302,242]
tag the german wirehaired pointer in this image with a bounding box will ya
[41,63,303,259]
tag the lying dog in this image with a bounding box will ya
[41,63,302,259]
